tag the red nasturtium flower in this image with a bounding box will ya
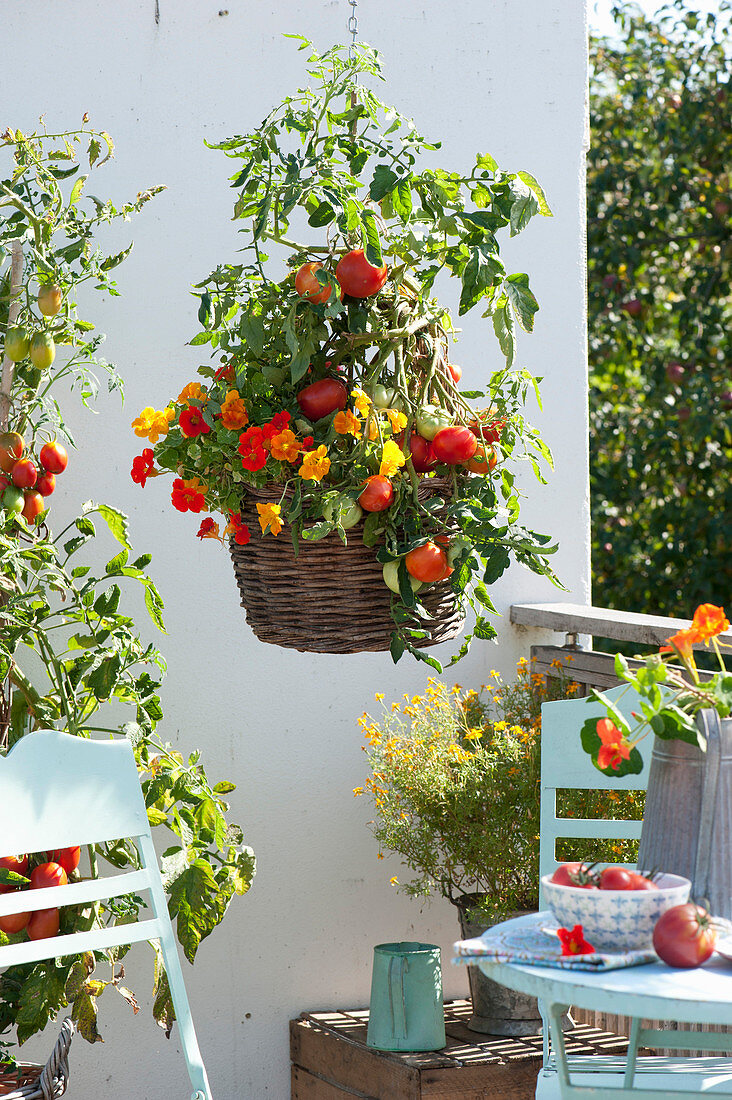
[215,361,236,383]
[196,517,221,541]
[691,604,730,642]
[171,478,206,513]
[301,435,314,450]
[179,406,211,439]
[596,718,631,771]
[262,410,292,443]
[130,448,155,488]
[238,426,268,472]
[557,924,595,956]
[225,511,251,545]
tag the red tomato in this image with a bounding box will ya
[464,443,497,475]
[469,413,507,444]
[358,475,394,512]
[405,542,450,583]
[431,426,478,465]
[38,441,68,475]
[599,866,635,890]
[48,847,81,874]
[408,433,437,473]
[295,262,337,305]
[30,862,68,890]
[11,458,37,489]
[22,490,45,524]
[0,854,29,894]
[653,903,717,968]
[0,432,25,473]
[626,871,659,891]
[296,378,347,421]
[447,362,462,383]
[550,862,598,889]
[0,909,31,934]
[36,471,56,496]
[27,908,60,941]
[335,249,388,299]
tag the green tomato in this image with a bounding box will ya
[382,560,422,594]
[372,384,396,408]
[5,326,30,362]
[1,484,24,515]
[416,404,453,441]
[323,498,363,529]
[447,536,473,567]
[29,332,56,371]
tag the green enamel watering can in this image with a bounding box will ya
[366,942,446,1051]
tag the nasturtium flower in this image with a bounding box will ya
[299,445,330,482]
[660,626,700,664]
[177,382,207,406]
[215,361,236,383]
[219,390,249,431]
[225,511,251,545]
[334,409,362,438]
[384,408,408,434]
[130,448,155,488]
[132,406,174,444]
[238,426,268,472]
[691,604,729,642]
[256,502,283,536]
[171,478,206,513]
[596,717,631,771]
[179,406,211,439]
[557,924,594,956]
[196,517,222,541]
[351,388,372,416]
[262,410,292,441]
[269,429,301,463]
[379,439,406,478]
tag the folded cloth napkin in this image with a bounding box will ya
[453,912,657,972]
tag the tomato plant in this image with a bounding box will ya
[470,413,506,444]
[296,378,347,421]
[447,362,462,383]
[37,283,63,317]
[653,903,717,967]
[21,490,45,524]
[405,542,450,583]
[295,262,336,305]
[48,847,81,874]
[27,908,60,941]
[335,249,388,298]
[382,560,421,594]
[30,862,68,890]
[415,405,453,441]
[358,475,394,512]
[464,443,497,475]
[39,440,68,474]
[0,854,29,893]
[4,329,30,363]
[431,426,478,465]
[29,332,55,371]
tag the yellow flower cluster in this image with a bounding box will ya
[256,502,283,536]
[299,445,330,482]
[132,406,175,444]
[177,382,208,406]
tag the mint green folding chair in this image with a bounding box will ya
[0,730,212,1100]
[536,685,732,1098]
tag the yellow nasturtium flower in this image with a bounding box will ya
[177,382,207,406]
[333,409,362,438]
[299,445,331,482]
[351,387,372,416]
[131,406,175,444]
[379,439,406,478]
[256,502,283,536]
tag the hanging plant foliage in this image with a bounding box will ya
[134,39,560,668]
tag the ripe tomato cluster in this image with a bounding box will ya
[550,862,660,891]
[0,846,80,940]
[294,250,388,305]
[0,432,68,524]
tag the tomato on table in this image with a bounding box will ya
[550,862,598,889]
[358,475,394,512]
[653,903,717,967]
[335,249,388,298]
[598,866,635,890]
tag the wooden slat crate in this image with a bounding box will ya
[290,1000,630,1099]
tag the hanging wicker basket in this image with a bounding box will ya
[229,482,465,654]
[0,1019,74,1100]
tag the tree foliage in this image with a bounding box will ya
[588,1,731,616]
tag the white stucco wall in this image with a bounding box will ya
[4,2,589,1096]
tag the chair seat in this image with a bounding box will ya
[537,1055,732,1097]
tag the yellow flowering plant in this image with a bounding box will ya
[358,661,645,921]
[131,40,561,667]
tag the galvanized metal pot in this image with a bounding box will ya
[637,711,732,920]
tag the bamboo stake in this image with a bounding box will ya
[0,239,24,431]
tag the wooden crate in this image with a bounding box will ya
[291,1000,630,1099]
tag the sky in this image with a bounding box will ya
[588,0,724,35]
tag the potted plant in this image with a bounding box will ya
[131,38,559,668]
[356,661,645,1033]
[0,124,255,1068]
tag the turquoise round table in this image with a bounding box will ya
[475,913,732,1099]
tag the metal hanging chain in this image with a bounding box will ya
[347,0,359,59]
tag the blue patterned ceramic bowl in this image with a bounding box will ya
[542,872,691,952]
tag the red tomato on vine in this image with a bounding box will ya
[335,249,388,298]
[358,475,394,512]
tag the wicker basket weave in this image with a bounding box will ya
[0,1019,74,1100]
[230,483,465,654]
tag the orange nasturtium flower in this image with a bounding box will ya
[596,718,631,771]
[269,429,301,463]
[177,382,207,406]
[256,502,283,536]
[379,439,406,478]
[299,445,331,482]
[219,389,249,431]
[333,409,362,438]
[660,626,701,664]
[691,604,730,642]
[131,406,175,444]
[351,388,372,416]
[384,408,408,434]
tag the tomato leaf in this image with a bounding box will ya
[504,273,539,332]
[517,170,553,216]
[360,210,383,267]
[369,165,398,201]
[389,631,406,663]
[96,504,132,551]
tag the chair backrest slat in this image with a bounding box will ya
[0,918,163,969]
[0,868,154,917]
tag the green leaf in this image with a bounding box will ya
[492,300,516,366]
[508,185,540,236]
[504,273,539,332]
[167,859,226,963]
[144,581,167,632]
[100,243,133,271]
[369,165,398,201]
[240,311,265,357]
[105,548,129,574]
[71,990,103,1044]
[69,174,88,206]
[392,179,413,221]
[97,504,132,551]
[197,292,211,326]
[390,631,406,663]
[360,210,383,267]
[517,170,553,216]
[308,201,335,227]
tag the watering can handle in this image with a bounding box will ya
[387,955,408,1041]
